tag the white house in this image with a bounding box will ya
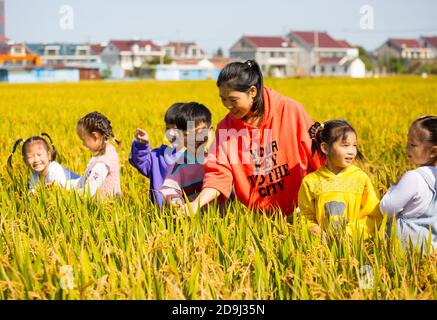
[162,42,207,60]
[26,43,102,67]
[101,40,165,75]
[373,38,433,60]
[286,31,364,77]
[229,36,298,77]
[155,58,221,81]
[420,36,437,59]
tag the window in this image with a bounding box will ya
[344,66,348,73]
[320,66,325,73]
[12,47,24,55]
[47,49,57,56]
[331,66,336,73]
[78,49,88,56]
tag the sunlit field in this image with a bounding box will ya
[0,77,436,299]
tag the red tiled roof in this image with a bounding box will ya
[90,44,104,55]
[243,36,293,48]
[389,38,422,49]
[337,40,353,48]
[291,31,344,48]
[421,36,437,49]
[319,57,343,65]
[110,40,161,52]
[0,44,35,56]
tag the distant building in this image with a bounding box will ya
[420,36,437,59]
[0,67,81,83]
[155,58,221,80]
[163,42,207,60]
[286,31,363,77]
[101,40,165,76]
[0,43,41,67]
[373,38,433,60]
[26,43,102,67]
[229,35,297,77]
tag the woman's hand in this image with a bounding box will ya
[183,201,199,216]
[135,128,149,145]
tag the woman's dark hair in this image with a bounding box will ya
[77,111,121,146]
[173,102,212,131]
[309,120,365,162]
[412,115,437,146]
[7,133,57,172]
[217,59,264,117]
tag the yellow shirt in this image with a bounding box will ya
[298,165,382,238]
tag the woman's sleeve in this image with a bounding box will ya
[298,178,319,229]
[379,171,418,217]
[128,139,153,178]
[201,132,234,200]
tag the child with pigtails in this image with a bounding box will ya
[7,133,79,194]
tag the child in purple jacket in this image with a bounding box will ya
[129,103,185,208]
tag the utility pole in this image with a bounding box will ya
[314,31,319,76]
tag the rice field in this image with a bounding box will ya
[0,76,436,299]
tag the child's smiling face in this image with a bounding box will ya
[322,132,358,174]
[23,141,51,177]
[406,125,436,166]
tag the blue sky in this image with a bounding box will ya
[6,0,437,54]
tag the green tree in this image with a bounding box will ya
[356,46,373,71]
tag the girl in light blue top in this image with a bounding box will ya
[380,116,437,252]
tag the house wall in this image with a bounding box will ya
[101,44,120,66]
[349,59,366,78]
[374,43,402,60]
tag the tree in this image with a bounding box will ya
[356,46,373,71]
[216,47,224,57]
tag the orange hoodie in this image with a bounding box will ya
[203,87,323,215]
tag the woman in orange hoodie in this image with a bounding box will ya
[187,60,323,216]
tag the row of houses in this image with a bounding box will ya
[373,37,437,61]
[230,32,365,78]
[2,33,437,83]
[0,40,216,82]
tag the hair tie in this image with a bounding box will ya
[310,122,325,140]
[246,61,252,68]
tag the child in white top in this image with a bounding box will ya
[380,116,437,252]
[7,133,79,193]
[71,111,121,198]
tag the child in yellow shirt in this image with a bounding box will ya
[298,120,382,238]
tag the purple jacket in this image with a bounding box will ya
[129,139,180,208]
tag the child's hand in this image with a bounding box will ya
[170,197,184,209]
[183,201,199,216]
[135,128,149,145]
